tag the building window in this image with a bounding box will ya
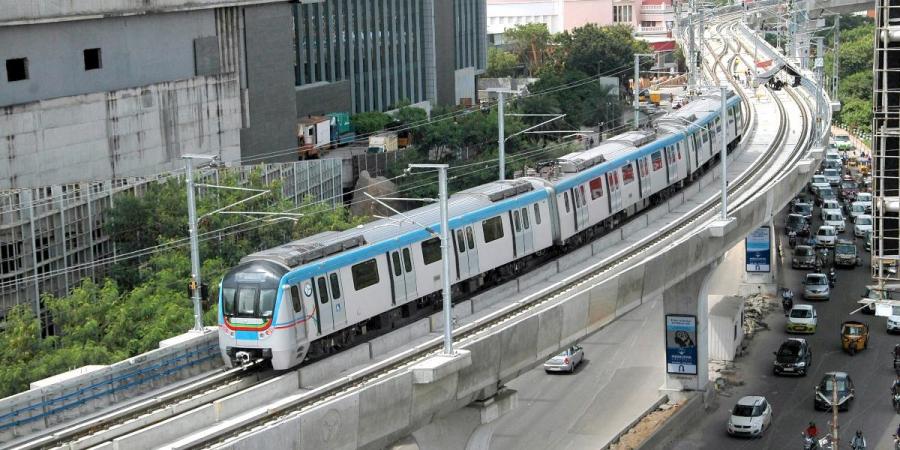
[83,48,102,71]
[6,58,28,82]
[613,5,633,23]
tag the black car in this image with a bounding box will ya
[773,338,812,376]
[791,245,816,269]
[791,202,813,220]
[785,214,810,236]
[814,372,855,411]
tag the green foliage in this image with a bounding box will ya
[837,98,872,134]
[486,47,520,78]
[523,69,621,128]
[838,71,872,101]
[555,24,653,77]
[505,23,554,76]
[351,111,394,134]
[822,15,873,135]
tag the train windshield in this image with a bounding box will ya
[222,285,277,318]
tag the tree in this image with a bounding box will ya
[555,24,653,77]
[351,111,394,134]
[486,47,519,78]
[838,71,872,101]
[837,98,872,134]
[505,23,554,76]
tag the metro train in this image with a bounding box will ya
[218,90,744,370]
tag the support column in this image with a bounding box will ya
[660,261,717,398]
[394,389,518,450]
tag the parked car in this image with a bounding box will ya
[854,215,873,238]
[822,212,845,233]
[791,202,813,221]
[786,213,810,236]
[773,338,812,376]
[815,225,837,247]
[814,372,855,411]
[786,305,818,334]
[544,345,584,373]
[823,168,841,186]
[820,199,842,220]
[726,396,773,437]
[803,273,831,300]
[833,240,858,267]
[792,245,817,269]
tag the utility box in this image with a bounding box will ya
[708,295,745,362]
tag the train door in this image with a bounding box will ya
[311,276,334,333]
[577,185,589,229]
[326,272,347,328]
[511,210,525,256]
[607,171,622,212]
[389,250,408,304]
[287,285,308,345]
[463,225,480,275]
[665,146,677,181]
[678,141,689,175]
[401,248,417,300]
[520,206,534,253]
[455,229,471,279]
[638,156,651,197]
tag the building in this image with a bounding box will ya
[486,0,676,51]
[0,0,486,191]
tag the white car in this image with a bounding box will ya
[820,199,842,220]
[786,305,818,334]
[811,174,828,185]
[848,202,868,223]
[855,192,873,211]
[854,215,873,238]
[888,315,900,333]
[823,168,841,186]
[727,396,773,438]
[543,345,584,373]
[823,212,845,233]
[825,151,841,163]
[816,225,837,247]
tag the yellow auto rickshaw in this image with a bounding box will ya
[841,321,869,355]
[859,164,870,177]
[848,156,858,167]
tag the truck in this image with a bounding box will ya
[326,112,356,147]
[367,132,399,154]
[297,116,332,159]
[834,239,859,267]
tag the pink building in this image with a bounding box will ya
[487,0,676,51]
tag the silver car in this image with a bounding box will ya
[544,345,584,373]
[803,273,831,300]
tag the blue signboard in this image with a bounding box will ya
[665,314,697,375]
[745,226,771,272]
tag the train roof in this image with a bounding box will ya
[241,178,543,269]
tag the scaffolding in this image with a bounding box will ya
[0,160,342,325]
[872,0,900,282]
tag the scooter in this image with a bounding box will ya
[893,391,900,413]
[782,288,794,315]
[789,231,798,248]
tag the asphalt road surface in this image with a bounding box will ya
[671,199,900,449]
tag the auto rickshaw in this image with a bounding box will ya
[848,155,859,167]
[859,163,870,177]
[841,321,869,355]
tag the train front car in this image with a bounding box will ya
[218,260,300,369]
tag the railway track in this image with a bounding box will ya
[180,14,817,450]
[20,10,819,450]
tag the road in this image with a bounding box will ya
[670,200,900,449]
[490,298,665,450]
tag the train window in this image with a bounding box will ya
[237,288,255,315]
[715,117,722,133]
[482,216,504,243]
[259,289,276,317]
[513,210,522,232]
[317,277,330,303]
[702,129,709,143]
[466,227,475,249]
[222,288,236,315]
[564,192,570,212]
[392,252,402,276]
[290,286,302,313]
[579,186,587,206]
[456,230,466,252]
[351,259,379,290]
[522,208,530,229]
[534,204,542,224]
[651,152,662,171]
[589,177,603,199]
[621,164,635,184]
[329,273,341,299]
[422,238,441,265]
[402,248,412,273]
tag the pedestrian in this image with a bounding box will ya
[806,422,818,439]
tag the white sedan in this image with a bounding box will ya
[854,215,873,238]
[820,200,842,221]
[848,202,868,223]
[544,345,584,373]
[823,212,846,233]
[888,315,900,333]
[816,225,837,247]
[727,396,773,438]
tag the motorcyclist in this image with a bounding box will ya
[806,422,818,439]
[851,430,867,450]
[789,230,798,248]
[892,374,900,396]
[782,288,794,314]
[828,267,836,286]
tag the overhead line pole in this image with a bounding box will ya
[498,91,506,181]
[183,154,219,332]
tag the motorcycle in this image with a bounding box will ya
[802,433,832,450]
[782,288,794,315]
[893,391,900,413]
[789,231,798,248]
[828,268,836,287]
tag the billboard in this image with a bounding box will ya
[745,226,771,272]
[665,315,698,375]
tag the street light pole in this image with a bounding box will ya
[633,53,654,129]
[183,154,218,332]
[720,86,729,220]
[408,164,454,355]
